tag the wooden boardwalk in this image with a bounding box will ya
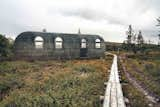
[103,54,126,107]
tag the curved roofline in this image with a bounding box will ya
[20,31,101,36]
[15,31,104,42]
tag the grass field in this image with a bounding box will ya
[0,56,112,107]
[119,51,160,107]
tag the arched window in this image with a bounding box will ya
[81,39,87,48]
[55,37,63,49]
[95,38,101,48]
[34,36,44,49]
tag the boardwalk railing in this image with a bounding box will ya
[103,54,126,107]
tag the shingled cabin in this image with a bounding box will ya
[14,31,105,60]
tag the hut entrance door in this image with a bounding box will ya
[80,39,88,57]
[80,48,88,57]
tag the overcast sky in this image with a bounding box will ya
[0,0,160,43]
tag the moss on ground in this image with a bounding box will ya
[118,58,150,107]
[0,57,112,107]
[119,51,160,107]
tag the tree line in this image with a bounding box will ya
[122,25,145,53]
[121,16,160,54]
[106,17,160,53]
[122,24,159,54]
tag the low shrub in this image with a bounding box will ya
[74,65,96,73]
[0,59,111,107]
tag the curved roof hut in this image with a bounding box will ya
[14,31,105,60]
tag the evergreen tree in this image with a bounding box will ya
[126,25,133,44]
[132,34,137,44]
[125,25,137,53]
[0,34,11,57]
[137,30,144,45]
[126,25,136,44]
[158,34,160,45]
[157,17,160,45]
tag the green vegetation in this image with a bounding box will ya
[123,83,149,107]
[118,58,150,107]
[105,41,160,55]
[127,53,160,96]
[0,58,112,107]
[120,51,160,107]
[74,64,96,73]
[0,34,13,58]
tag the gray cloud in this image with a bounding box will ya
[59,8,127,26]
[0,0,159,43]
[61,8,104,20]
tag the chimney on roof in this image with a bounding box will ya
[78,28,81,34]
[42,28,47,32]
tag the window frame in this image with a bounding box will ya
[95,38,101,49]
[34,36,44,49]
[81,38,87,49]
[55,37,63,49]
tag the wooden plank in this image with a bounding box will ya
[103,82,111,107]
[103,54,126,107]
[110,83,117,107]
[117,84,126,107]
